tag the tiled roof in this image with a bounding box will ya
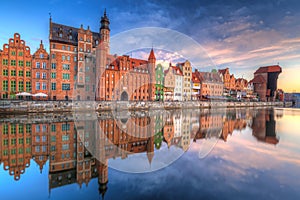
[50,22,100,47]
[218,68,229,75]
[251,75,266,83]
[192,72,200,83]
[108,55,149,71]
[148,48,156,60]
[171,66,183,76]
[254,65,282,74]
[196,71,223,83]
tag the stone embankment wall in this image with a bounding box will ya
[0,100,285,114]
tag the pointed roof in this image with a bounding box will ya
[148,48,156,60]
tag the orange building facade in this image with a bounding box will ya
[0,33,33,99]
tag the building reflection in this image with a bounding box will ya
[0,108,280,198]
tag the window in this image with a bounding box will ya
[26,61,31,67]
[85,85,90,92]
[62,123,70,131]
[26,71,31,77]
[11,138,16,145]
[18,70,23,76]
[11,70,16,76]
[67,56,70,61]
[52,54,55,59]
[36,125,40,133]
[51,72,56,79]
[26,138,31,144]
[51,83,56,90]
[52,44,56,49]
[19,138,24,145]
[51,124,56,132]
[63,73,70,80]
[18,81,24,91]
[26,124,31,133]
[2,80,8,91]
[62,84,70,91]
[85,76,90,82]
[51,136,56,142]
[40,53,44,58]
[35,146,40,152]
[62,55,65,60]
[36,62,40,68]
[36,82,40,90]
[42,73,46,79]
[36,72,40,79]
[62,134,69,141]
[2,59,8,65]
[62,64,70,70]
[42,82,46,90]
[3,124,8,134]
[74,56,77,61]
[67,46,70,51]
[11,51,16,56]
[3,139,8,146]
[42,62,46,69]
[18,60,24,67]
[3,69,8,76]
[18,124,23,134]
[62,45,65,50]
[51,63,56,69]
[62,144,69,150]
[26,81,31,92]
[11,80,16,91]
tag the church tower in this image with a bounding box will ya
[148,48,156,101]
[96,9,110,100]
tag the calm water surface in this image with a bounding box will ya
[0,108,300,200]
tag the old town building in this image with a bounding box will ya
[235,78,248,99]
[191,72,201,100]
[171,65,183,101]
[164,66,175,101]
[195,71,224,99]
[96,11,156,101]
[177,60,192,101]
[32,41,50,99]
[155,64,164,101]
[0,33,33,99]
[218,68,230,95]
[251,65,282,101]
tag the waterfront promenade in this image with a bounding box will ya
[0,100,286,114]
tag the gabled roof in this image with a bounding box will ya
[218,68,229,75]
[254,65,282,74]
[171,66,183,76]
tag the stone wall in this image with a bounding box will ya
[0,100,284,114]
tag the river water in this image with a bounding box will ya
[0,107,300,200]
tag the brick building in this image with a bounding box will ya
[0,33,33,99]
[177,60,192,101]
[251,65,282,101]
[32,41,50,98]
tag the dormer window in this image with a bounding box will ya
[40,54,44,58]
[59,32,63,38]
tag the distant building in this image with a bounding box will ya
[171,65,183,101]
[251,65,282,101]
[191,72,201,100]
[235,78,248,99]
[195,70,224,99]
[177,60,192,101]
[155,64,164,101]
[164,65,175,101]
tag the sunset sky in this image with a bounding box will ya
[0,0,299,92]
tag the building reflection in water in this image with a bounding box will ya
[0,108,280,198]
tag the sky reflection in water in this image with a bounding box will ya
[0,108,300,200]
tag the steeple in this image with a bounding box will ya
[148,48,156,62]
[100,9,110,31]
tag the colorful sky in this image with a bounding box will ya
[0,0,300,92]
